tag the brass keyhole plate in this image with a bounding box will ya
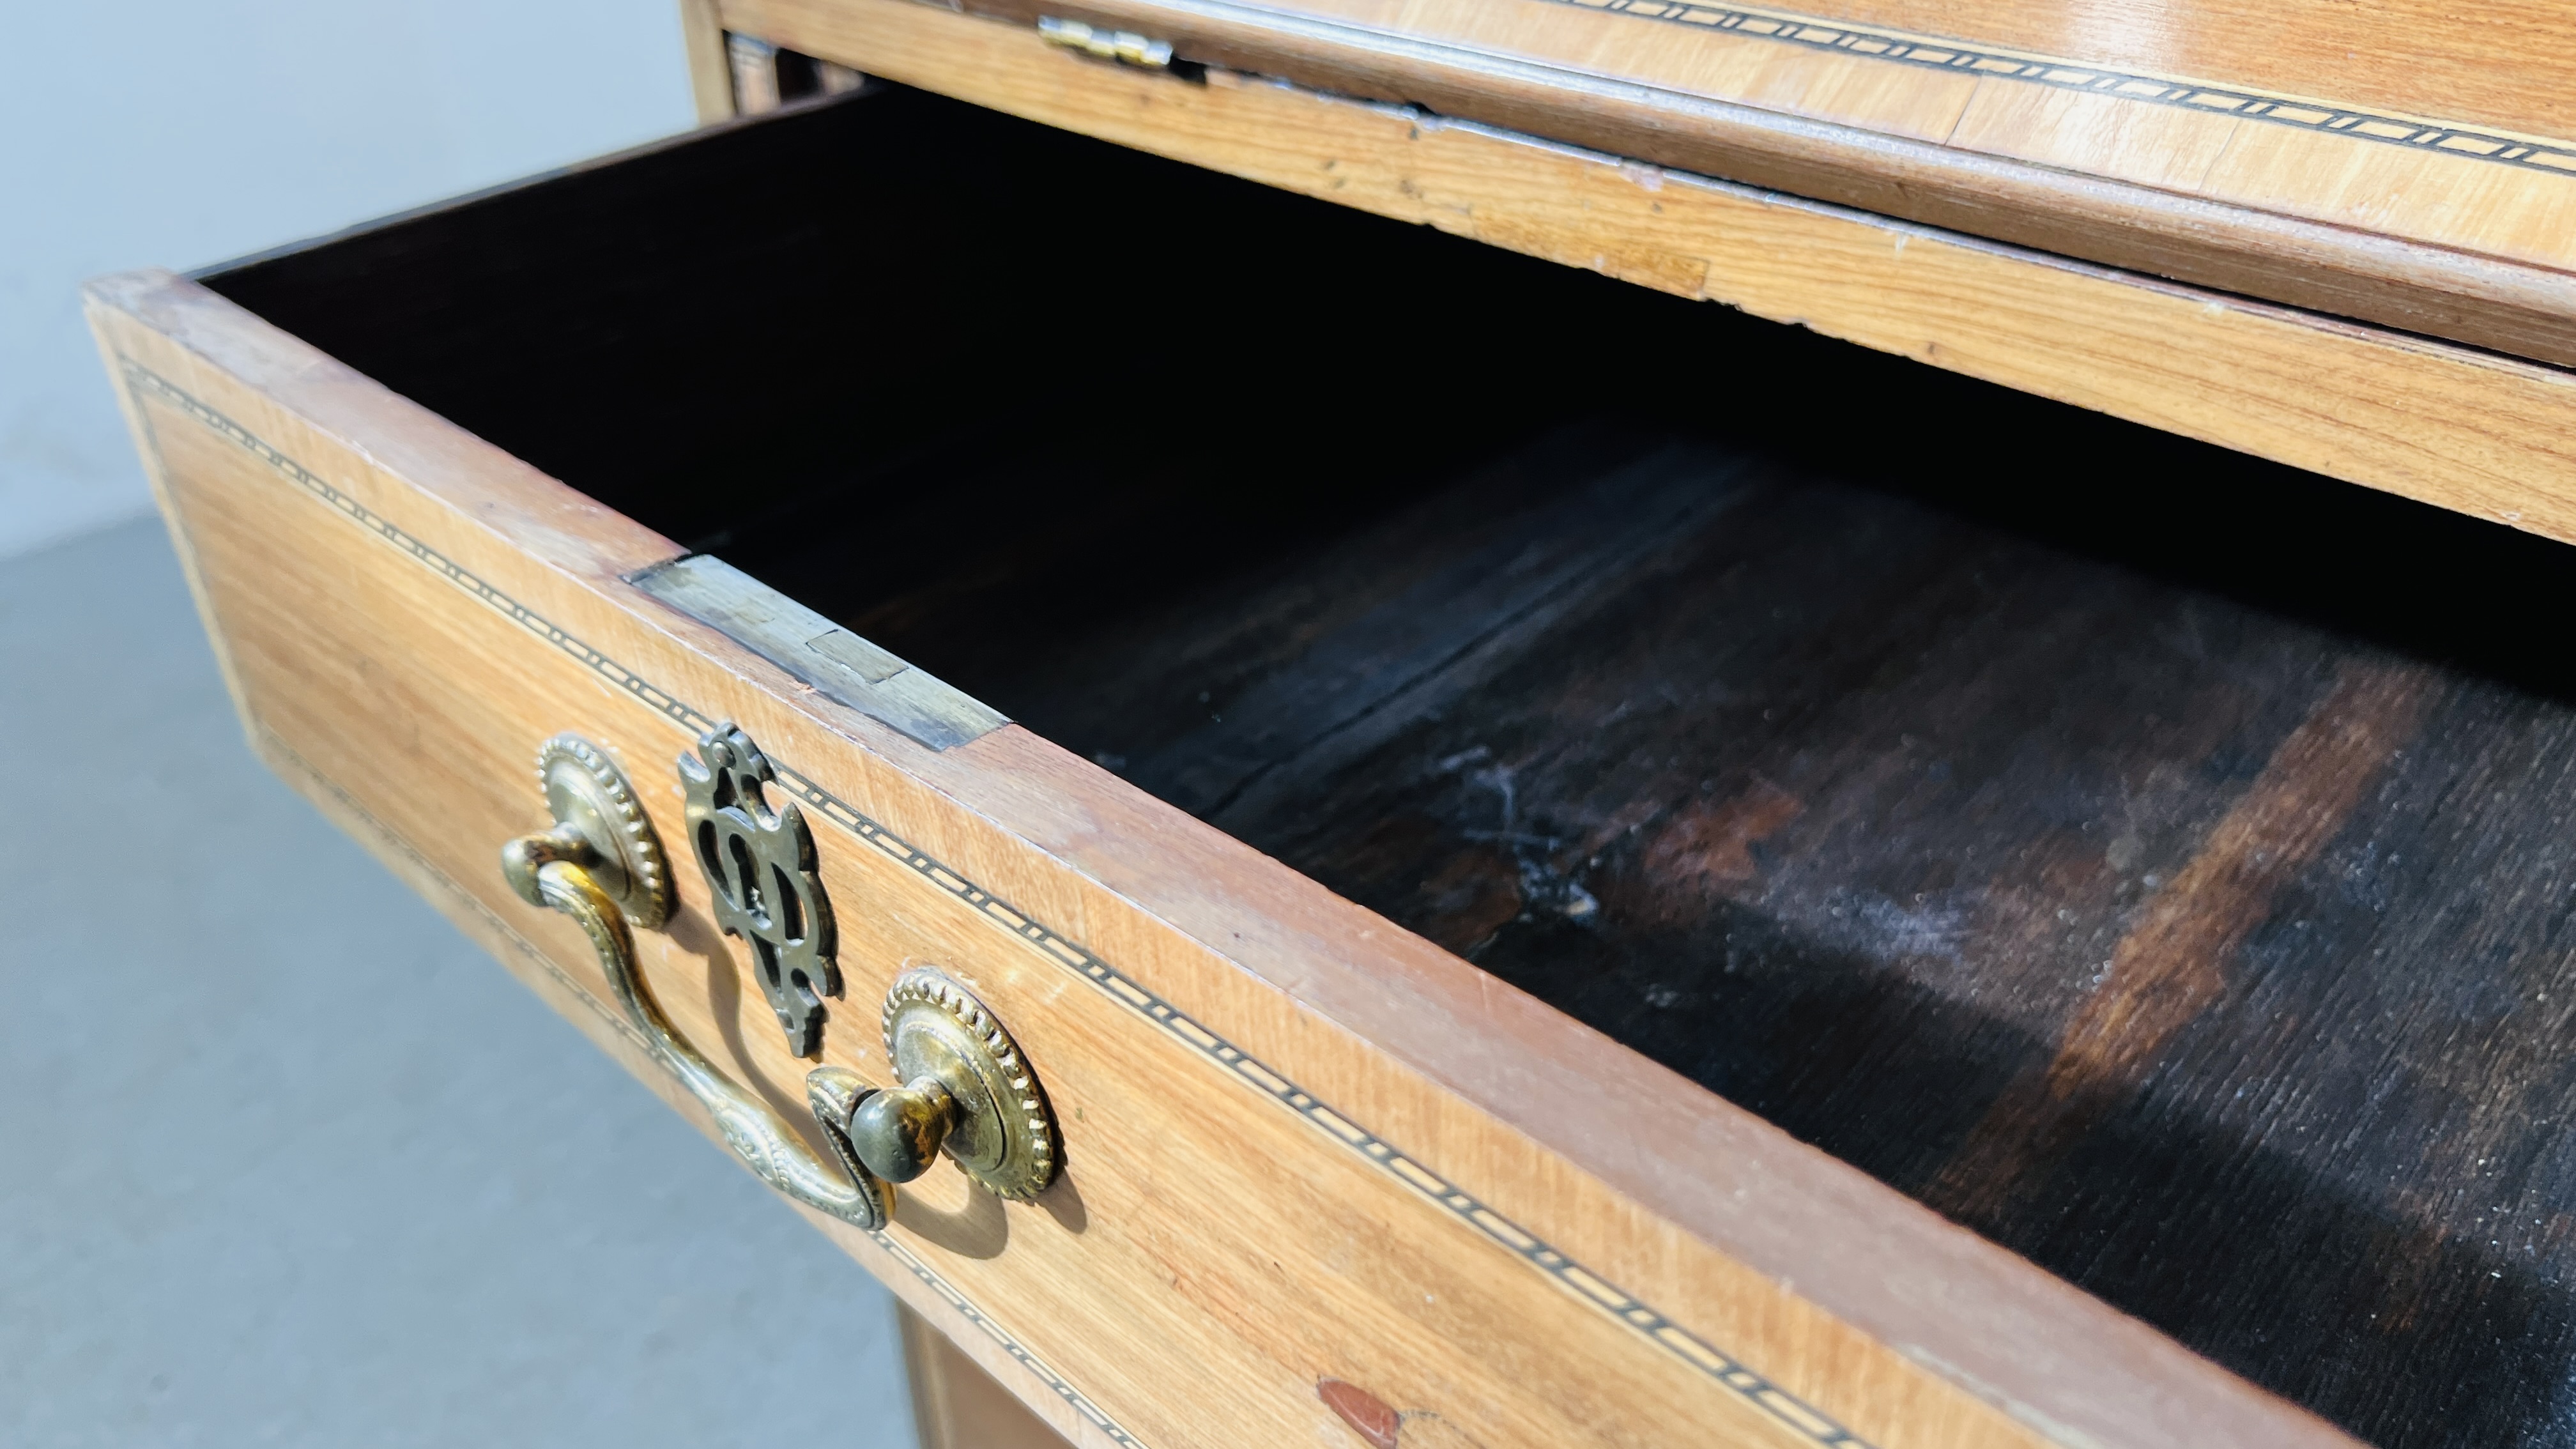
[679,723,839,1057]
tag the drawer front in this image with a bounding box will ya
[720,0,2576,372]
[88,140,2353,1449]
[717,0,2576,553]
[92,291,1959,1449]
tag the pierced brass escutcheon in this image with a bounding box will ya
[680,723,839,1059]
[500,733,892,1230]
[847,967,1061,1202]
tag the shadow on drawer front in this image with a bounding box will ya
[204,84,2576,1449]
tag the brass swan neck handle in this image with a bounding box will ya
[500,735,892,1231]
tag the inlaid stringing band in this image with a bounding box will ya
[1546,0,2576,176]
[124,359,1873,1449]
[122,362,1144,1449]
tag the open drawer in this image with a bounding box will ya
[91,82,2575,1449]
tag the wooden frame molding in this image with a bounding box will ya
[831,0,2576,367]
[722,0,2576,545]
[1537,0,2576,180]
[678,0,737,123]
[903,1303,1078,1449]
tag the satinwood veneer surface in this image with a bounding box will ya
[724,0,2576,369]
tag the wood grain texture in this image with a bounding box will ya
[1322,0,2576,272]
[1654,0,2576,141]
[82,284,1975,1449]
[902,1304,1077,1449]
[84,132,2361,1449]
[730,0,2576,365]
[847,405,2576,1446]
[701,8,2576,547]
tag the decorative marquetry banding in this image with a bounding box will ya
[868,1228,1150,1448]
[797,792,1866,1447]
[121,359,1875,1449]
[1548,0,2576,176]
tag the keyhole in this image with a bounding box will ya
[772,864,804,942]
[728,832,765,925]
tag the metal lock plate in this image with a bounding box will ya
[678,723,840,1057]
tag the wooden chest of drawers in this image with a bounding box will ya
[91,3,2576,1446]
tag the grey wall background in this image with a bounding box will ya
[1,0,698,558]
[1,5,921,1443]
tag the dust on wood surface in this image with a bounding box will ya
[852,418,2576,1448]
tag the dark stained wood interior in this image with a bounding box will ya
[204,82,2576,1449]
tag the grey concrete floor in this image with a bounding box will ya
[0,518,914,1445]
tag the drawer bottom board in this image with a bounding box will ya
[817,406,2576,1449]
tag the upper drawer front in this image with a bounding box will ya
[719,0,2576,369]
[88,77,2356,1449]
[716,0,2576,558]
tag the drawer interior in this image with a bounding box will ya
[206,85,2576,1449]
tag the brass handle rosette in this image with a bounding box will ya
[844,967,1059,1202]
